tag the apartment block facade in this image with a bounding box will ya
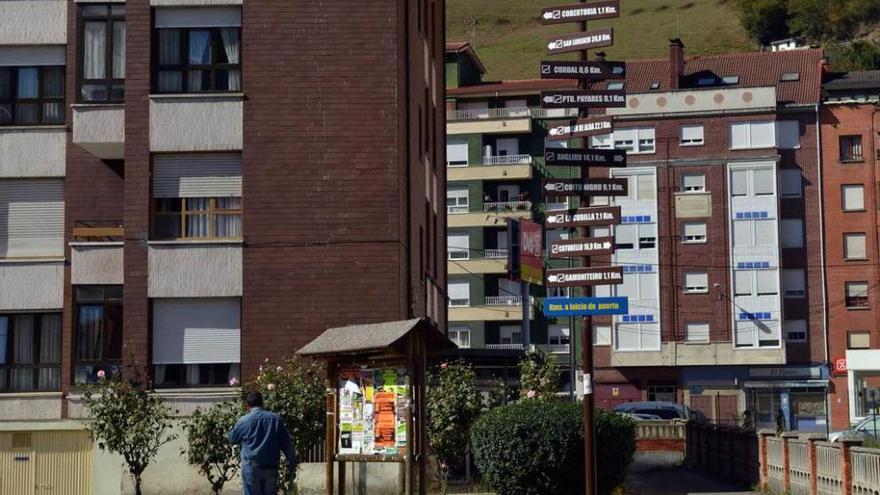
[0,0,444,491]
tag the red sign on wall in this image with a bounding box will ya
[833,357,848,376]
[519,220,543,286]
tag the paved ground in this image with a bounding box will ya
[625,461,758,495]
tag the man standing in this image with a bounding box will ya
[228,391,298,495]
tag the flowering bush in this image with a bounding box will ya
[181,401,241,494]
[518,349,560,400]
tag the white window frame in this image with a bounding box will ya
[615,271,659,300]
[685,322,710,343]
[594,325,612,346]
[591,128,656,154]
[844,233,867,260]
[614,322,660,351]
[446,186,469,214]
[683,271,709,294]
[681,173,706,192]
[548,324,571,347]
[729,121,776,150]
[682,221,707,244]
[842,184,865,211]
[733,219,777,248]
[448,327,471,348]
[447,233,470,260]
[447,280,470,307]
[730,167,776,197]
[680,125,705,146]
[446,137,469,167]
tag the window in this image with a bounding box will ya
[682,174,705,192]
[591,128,655,154]
[616,272,658,300]
[594,325,611,346]
[613,172,655,201]
[682,222,707,243]
[785,320,807,343]
[848,331,871,349]
[615,323,660,351]
[685,322,710,342]
[780,170,802,198]
[845,233,867,260]
[733,219,777,248]
[730,122,775,149]
[780,219,804,248]
[648,385,675,402]
[447,233,469,260]
[684,272,709,293]
[776,121,800,149]
[680,125,704,146]
[846,282,870,308]
[499,325,522,345]
[615,224,656,251]
[722,75,740,85]
[448,327,471,348]
[842,185,865,211]
[840,135,863,162]
[0,179,65,258]
[152,298,240,387]
[756,270,778,295]
[0,313,61,392]
[735,320,780,348]
[446,137,468,166]
[548,325,570,350]
[154,8,241,93]
[0,66,64,125]
[754,168,775,196]
[496,137,519,156]
[731,167,775,196]
[447,186,468,214]
[79,5,125,102]
[783,270,805,298]
[696,76,716,86]
[448,280,470,307]
[74,286,123,384]
[780,72,800,82]
[152,154,242,240]
[735,271,753,296]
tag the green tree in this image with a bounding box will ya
[787,0,835,41]
[518,349,560,400]
[826,40,880,71]
[733,0,790,45]
[181,401,241,494]
[82,375,178,495]
[426,362,483,494]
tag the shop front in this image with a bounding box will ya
[743,365,829,433]
[844,350,880,425]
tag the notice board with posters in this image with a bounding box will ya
[337,367,408,456]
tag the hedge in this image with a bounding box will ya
[470,401,636,495]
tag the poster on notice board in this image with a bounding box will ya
[338,368,408,456]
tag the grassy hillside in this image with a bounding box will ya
[446,0,755,81]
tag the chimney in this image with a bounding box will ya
[669,38,684,90]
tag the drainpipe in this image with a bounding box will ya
[816,104,829,363]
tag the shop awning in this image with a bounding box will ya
[743,379,828,389]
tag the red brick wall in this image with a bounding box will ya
[636,438,685,452]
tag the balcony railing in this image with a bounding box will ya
[448,248,508,261]
[485,295,522,306]
[447,205,469,214]
[72,220,124,242]
[481,154,532,166]
[484,343,525,351]
[483,201,532,212]
[447,106,579,121]
[547,344,571,354]
[447,250,469,260]
[484,248,508,259]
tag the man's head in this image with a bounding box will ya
[244,391,264,410]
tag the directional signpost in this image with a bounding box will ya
[545,148,626,167]
[545,206,621,228]
[549,236,615,258]
[540,60,625,80]
[541,90,626,108]
[546,266,624,287]
[545,296,628,317]
[547,28,614,55]
[541,0,620,24]
[543,178,628,197]
[546,117,614,141]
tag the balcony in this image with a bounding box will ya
[447,106,532,136]
[448,296,534,322]
[546,344,571,354]
[447,249,508,275]
[447,154,533,182]
[484,343,525,351]
[72,105,125,159]
[447,201,532,228]
[70,221,124,285]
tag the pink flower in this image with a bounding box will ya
[267,383,276,391]
[527,390,537,399]
[259,365,263,372]
[264,358,270,363]
[228,377,239,386]
[276,366,283,372]
[96,370,106,379]
[440,362,448,369]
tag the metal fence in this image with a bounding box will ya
[815,442,842,495]
[789,439,811,495]
[766,436,786,494]
[852,447,880,495]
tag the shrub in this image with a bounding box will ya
[181,401,241,494]
[518,349,560,400]
[470,401,636,495]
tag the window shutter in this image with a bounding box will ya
[152,298,241,364]
[780,219,804,248]
[776,121,800,149]
[730,123,750,148]
[734,270,752,296]
[756,270,778,295]
[750,122,776,148]
[0,179,64,258]
[731,170,749,196]
[755,220,777,247]
[446,137,469,165]
[780,169,802,197]
[753,168,775,195]
[590,134,613,149]
[637,174,655,200]
[504,99,527,108]
[594,326,612,346]
[447,281,469,303]
[682,174,704,191]
[685,322,710,342]
[615,324,640,350]
[842,185,865,210]
[155,7,242,28]
[733,221,751,247]
[783,269,805,296]
[640,273,659,299]
[447,233,469,255]
[615,224,635,246]
[845,234,867,259]
[496,138,520,156]
[642,323,660,349]
[153,154,242,198]
[680,125,704,143]
[683,222,706,238]
[685,272,708,291]
[618,273,638,299]
[0,46,66,66]
[735,321,756,347]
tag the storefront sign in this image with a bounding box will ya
[545,148,626,167]
[546,266,624,287]
[546,206,621,228]
[547,28,614,55]
[748,367,822,380]
[520,219,543,285]
[540,60,625,80]
[833,357,848,376]
[541,90,627,108]
[546,117,614,141]
[545,296,628,316]
[543,178,628,197]
[541,0,620,24]
[549,236,615,258]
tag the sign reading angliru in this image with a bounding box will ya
[546,117,613,141]
[547,28,613,55]
[545,148,626,167]
[546,206,621,228]
[541,90,627,109]
[549,236,615,258]
[543,178,628,197]
[546,266,624,287]
[545,296,629,317]
[541,1,621,25]
[540,60,626,80]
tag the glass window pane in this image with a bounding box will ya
[81,84,108,102]
[81,5,108,16]
[158,29,181,65]
[42,102,63,124]
[186,198,209,211]
[84,21,107,79]
[185,214,210,237]
[214,214,241,237]
[14,103,38,124]
[110,84,124,101]
[76,305,104,361]
[0,104,12,124]
[0,68,10,99]
[17,68,38,99]
[154,215,181,239]
[188,30,212,64]
[216,197,241,209]
[157,71,182,92]
[42,67,64,97]
[110,5,126,16]
[112,22,126,79]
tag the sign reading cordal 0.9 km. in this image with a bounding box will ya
[540,60,626,80]
[546,266,624,288]
[547,117,613,141]
[543,178,628,197]
[550,236,615,258]
[541,0,620,25]
[546,206,621,228]
[547,28,613,55]
[545,148,626,167]
[541,90,626,109]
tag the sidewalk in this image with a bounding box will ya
[625,461,758,495]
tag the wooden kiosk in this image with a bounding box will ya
[297,318,454,495]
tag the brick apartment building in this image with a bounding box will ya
[821,71,880,430]
[0,0,444,491]
[445,41,832,430]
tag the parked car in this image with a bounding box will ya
[829,416,880,442]
[622,412,664,421]
[612,401,690,420]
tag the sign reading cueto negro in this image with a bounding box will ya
[541,90,626,109]
[546,206,621,228]
[549,236,615,258]
[546,266,624,287]
[541,1,621,25]
[546,117,613,141]
[545,148,626,167]
[547,28,613,55]
[540,60,626,80]
[543,178,628,197]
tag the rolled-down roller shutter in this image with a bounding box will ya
[153,153,241,198]
[154,7,241,28]
[152,298,240,364]
[0,179,64,258]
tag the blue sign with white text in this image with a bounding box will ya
[544,297,629,316]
